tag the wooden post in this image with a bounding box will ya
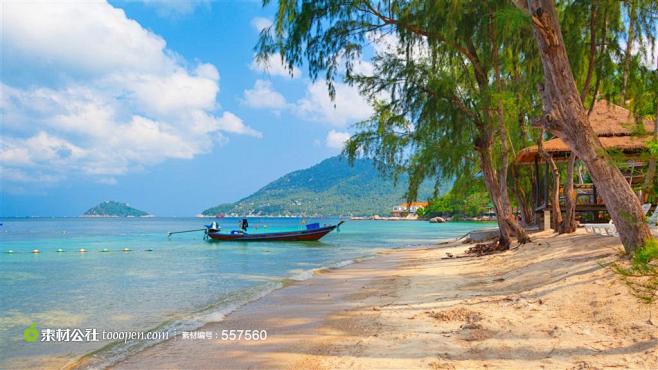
[534,155,540,209]
[544,160,549,208]
[592,184,598,222]
[544,209,551,231]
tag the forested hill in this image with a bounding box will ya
[202,156,445,217]
[82,201,150,217]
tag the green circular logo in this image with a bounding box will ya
[23,322,39,343]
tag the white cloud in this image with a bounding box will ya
[3,3,174,80]
[250,54,301,79]
[251,17,273,32]
[217,112,263,138]
[351,59,375,76]
[367,31,429,62]
[293,80,373,127]
[242,78,372,127]
[242,80,288,110]
[369,32,401,55]
[139,0,210,18]
[636,40,658,68]
[0,1,259,186]
[325,130,351,150]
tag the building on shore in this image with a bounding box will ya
[391,202,428,217]
[515,100,655,228]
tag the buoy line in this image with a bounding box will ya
[4,248,153,254]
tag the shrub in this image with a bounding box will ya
[611,239,658,303]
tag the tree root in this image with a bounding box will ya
[466,241,510,257]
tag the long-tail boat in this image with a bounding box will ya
[206,221,344,242]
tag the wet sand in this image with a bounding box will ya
[111,230,658,369]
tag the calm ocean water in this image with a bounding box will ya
[0,217,494,368]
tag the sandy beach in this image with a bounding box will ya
[108,230,658,370]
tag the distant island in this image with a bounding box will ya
[82,201,150,217]
[202,156,447,217]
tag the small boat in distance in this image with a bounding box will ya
[207,221,344,242]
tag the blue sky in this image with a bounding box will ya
[0,0,376,216]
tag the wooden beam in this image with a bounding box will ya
[534,155,540,209]
[544,160,549,208]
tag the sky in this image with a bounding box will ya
[0,0,376,217]
[3,1,654,218]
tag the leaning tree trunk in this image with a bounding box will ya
[561,153,577,233]
[478,146,512,248]
[495,127,531,244]
[515,0,652,253]
[476,126,530,248]
[478,146,522,248]
[489,31,531,245]
[498,167,531,243]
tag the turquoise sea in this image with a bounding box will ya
[0,217,494,368]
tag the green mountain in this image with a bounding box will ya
[202,156,445,217]
[83,201,150,217]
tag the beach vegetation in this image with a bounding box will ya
[257,0,657,253]
[418,175,491,219]
[257,0,537,248]
[611,239,658,303]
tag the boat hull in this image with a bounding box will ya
[207,223,341,242]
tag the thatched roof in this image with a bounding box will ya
[516,136,652,164]
[588,100,653,136]
[516,100,655,165]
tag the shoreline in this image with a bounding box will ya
[71,242,448,370]
[104,230,658,369]
[1,218,489,370]
[105,244,426,370]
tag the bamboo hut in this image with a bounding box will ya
[515,100,655,225]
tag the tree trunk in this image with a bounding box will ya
[499,179,531,243]
[641,60,658,200]
[547,157,562,231]
[517,0,652,254]
[478,144,513,248]
[479,146,532,247]
[488,20,531,245]
[577,162,585,184]
[561,153,577,233]
[538,133,562,231]
[514,105,536,226]
[494,116,531,243]
[512,165,536,226]
[642,160,656,200]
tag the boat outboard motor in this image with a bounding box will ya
[203,222,220,240]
